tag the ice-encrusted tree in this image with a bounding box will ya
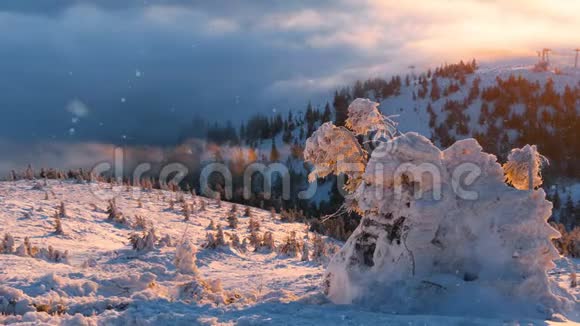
[503,144,548,191]
[174,238,199,275]
[304,98,571,314]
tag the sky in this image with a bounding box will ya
[0,0,579,146]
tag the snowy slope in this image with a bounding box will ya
[380,64,580,138]
[0,181,578,325]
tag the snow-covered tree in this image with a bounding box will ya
[261,231,276,252]
[248,217,260,232]
[305,98,571,314]
[279,231,300,257]
[227,211,238,229]
[503,144,548,190]
[129,228,158,252]
[174,238,199,275]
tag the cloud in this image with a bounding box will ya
[1,0,579,149]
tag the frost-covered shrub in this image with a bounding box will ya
[261,232,276,252]
[158,234,174,248]
[279,231,300,257]
[106,200,130,226]
[207,219,216,230]
[37,246,69,263]
[179,278,227,305]
[230,232,243,251]
[301,241,310,261]
[230,204,238,214]
[58,202,67,218]
[248,217,260,232]
[305,98,570,313]
[129,228,158,252]
[280,208,303,223]
[174,238,199,275]
[204,226,227,249]
[312,234,327,261]
[552,224,580,258]
[132,215,149,230]
[1,233,14,254]
[227,211,238,229]
[243,206,252,217]
[248,229,262,250]
[199,199,206,211]
[53,213,64,235]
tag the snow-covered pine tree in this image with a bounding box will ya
[261,231,275,252]
[248,229,262,250]
[230,232,243,251]
[248,217,260,232]
[215,225,227,247]
[174,238,199,275]
[503,144,548,190]
[279,231,300,257]
[305,98,570,313]
[227,211,238,229]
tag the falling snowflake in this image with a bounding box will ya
[135,70,142,78]
[121,98,126,103]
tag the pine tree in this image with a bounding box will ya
[227,211,238,229]
[215,225,227,247]
[322,102,332,122]
[270,139,280,162]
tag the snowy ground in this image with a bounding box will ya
[0,180,578,325]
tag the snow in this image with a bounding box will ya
[0,180,577,324]
[379,64,580,139]
[303,98,580,323]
